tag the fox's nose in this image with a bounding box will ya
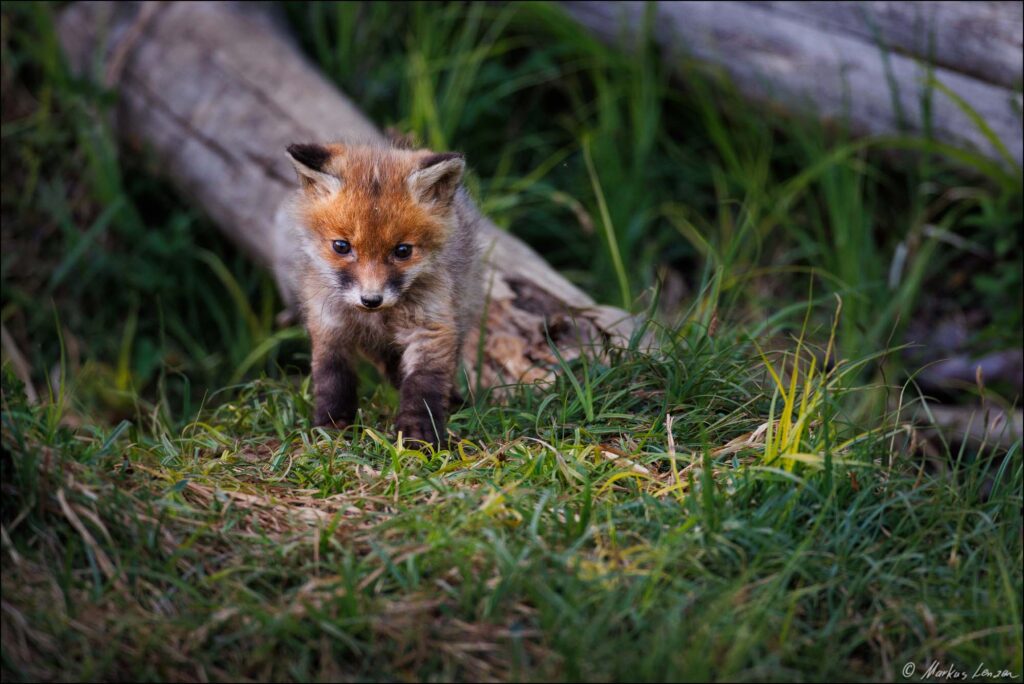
[360,294,383,309]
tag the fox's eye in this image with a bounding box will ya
[332,240,351,255]
[394,244,413,260]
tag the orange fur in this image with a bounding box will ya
[298,146,450,265]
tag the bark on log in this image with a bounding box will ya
[909,403,1023,450]
[56,1,636,393]
[561,1,1023,168]
[752,1,1023,90]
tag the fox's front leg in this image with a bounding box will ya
[311,335,358,429]
[395,324,458,448]
[384,347,464,409]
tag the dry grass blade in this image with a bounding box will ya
[711,421,773,458]
[55,489,121,587]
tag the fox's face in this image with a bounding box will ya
[288,143,465,311]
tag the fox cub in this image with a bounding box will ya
[284,141,481,447]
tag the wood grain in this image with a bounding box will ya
[561,1,1023,167]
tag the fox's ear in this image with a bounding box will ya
[408,152,464,205]
[287,143,341,197]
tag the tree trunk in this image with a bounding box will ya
[561,1,1023,168]
[56,1,636,392]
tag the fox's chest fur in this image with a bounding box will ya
[300,270,459,363]
[280,141,482,447]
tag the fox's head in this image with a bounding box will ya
[287,142,465,311]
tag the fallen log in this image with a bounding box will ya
[56,1,636,393]
[909,402,1023,451]
[561,1,1023,168]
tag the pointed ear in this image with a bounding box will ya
[287,143,342,197]
[407,152,465,205]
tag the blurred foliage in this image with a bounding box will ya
[2,2,305,424]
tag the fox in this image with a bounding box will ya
[282,140,482,448]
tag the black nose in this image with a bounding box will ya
[360,294,383,309]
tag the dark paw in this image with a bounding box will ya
[395,413,445,449]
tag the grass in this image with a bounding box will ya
[2,1,1022,681]
[3,318,1021,681]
